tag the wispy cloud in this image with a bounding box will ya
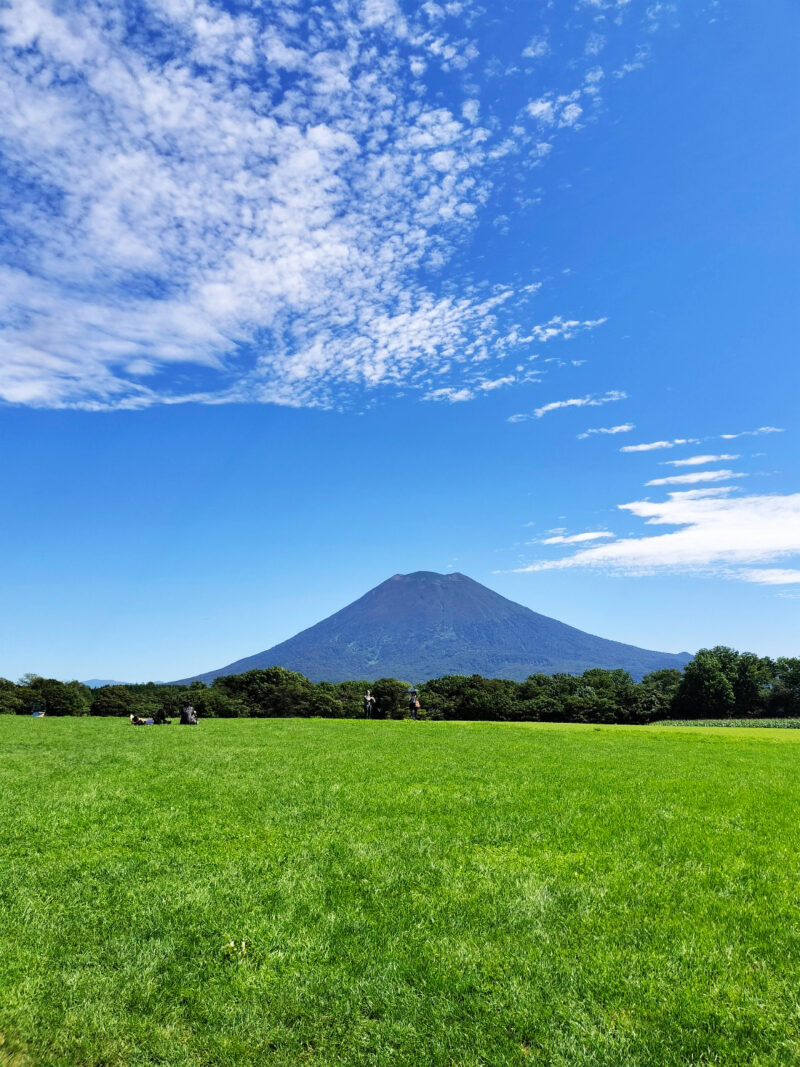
[512,489,800,578]
[577,422,634,439]
[719,426,784,440]
[522,36,549,58]
[541,531,615,544]
[0,0,653,412]
[663,454,739,467]
[620,437,699,452]
[423,386,474,403]
[509,389,626,423]
[645,469,744,487]
[740,569,800,586]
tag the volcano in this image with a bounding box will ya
[175,571,691,684]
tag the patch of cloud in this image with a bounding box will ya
[423,386,474,403]
[663,453,739,467]
[509,389,626,423]
[613,46,650,78]
[740,569,800,586]
[577,422,634,439]
[719,426,784,440]
[541,531,615,544]
[512,488,800,578]
[620,437,699,453]
[585,32,606,56]
[645,469,744,487]
[526,91,584,129]
[522,36,549,58]
[479,375,516,391]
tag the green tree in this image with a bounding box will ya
[20,677,92,716]
[0,678,23,715]
[673,650,735,719]
[191,688,248,719]
[371,678,411,719]
[636,668,683,721]
[733,652,773,717]
[91,685,134,717]
[516,674,560,721]
[306,689,347,718]
[769,657,800,716]
[213,667,316,717]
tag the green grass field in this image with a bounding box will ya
[1,718,799,1066]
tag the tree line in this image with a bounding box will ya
[2,647,799,724]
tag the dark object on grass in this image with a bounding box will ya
[407,688,420,720]
[362,690,376,718]
[179,706,199,726]
[129,714,152,726]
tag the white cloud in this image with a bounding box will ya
[423,386,474,403]
[509,389,626,423]
[526,98,556,124]
[620,438,699,453]
[719,426,784,440]
[479,375,515,391]
[522,36,549,58]
[541,531,615,544]
[559,102,583,127]
[0,0,684,411]
[645,469,744,487]
[577,422,634,439]
[513,489,800,577]
[585,32,606,56]
[740,569,800,586]
[461,99,480,124]
[0,0,629,412]
[664,454,739,467]
[526,91,586,130]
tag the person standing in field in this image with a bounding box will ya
[407,689,420,720]
[363,690,376,718]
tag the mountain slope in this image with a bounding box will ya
[175,571,691,683]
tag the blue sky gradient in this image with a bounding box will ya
[1,0,798,680]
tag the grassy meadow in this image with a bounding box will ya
[1,717,799,1066]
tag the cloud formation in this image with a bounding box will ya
[663,453,739,467]
[508,389,626,423]
[719,426,784,440]
[0,0,649,411]
[513,488,800,579]
[645,469,743,487]
[541,531,615,544]
[740,569,800,586]
[577,422,634,439]
[620,437,699,452]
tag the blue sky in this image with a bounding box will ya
[1,0,798,682]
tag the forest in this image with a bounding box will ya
[2,646,800,724]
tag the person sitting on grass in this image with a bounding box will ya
[179,705,199,726]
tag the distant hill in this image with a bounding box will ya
[174,571,692,684]
[81,679,128,688]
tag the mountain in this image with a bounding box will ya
[174,571,692,684]
[81,678,128,688]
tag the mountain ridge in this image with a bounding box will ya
[174,571,691,684]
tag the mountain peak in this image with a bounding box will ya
[174,572,691,684]
[388,570,467,580]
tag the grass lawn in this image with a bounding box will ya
[1,717,799,1066]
